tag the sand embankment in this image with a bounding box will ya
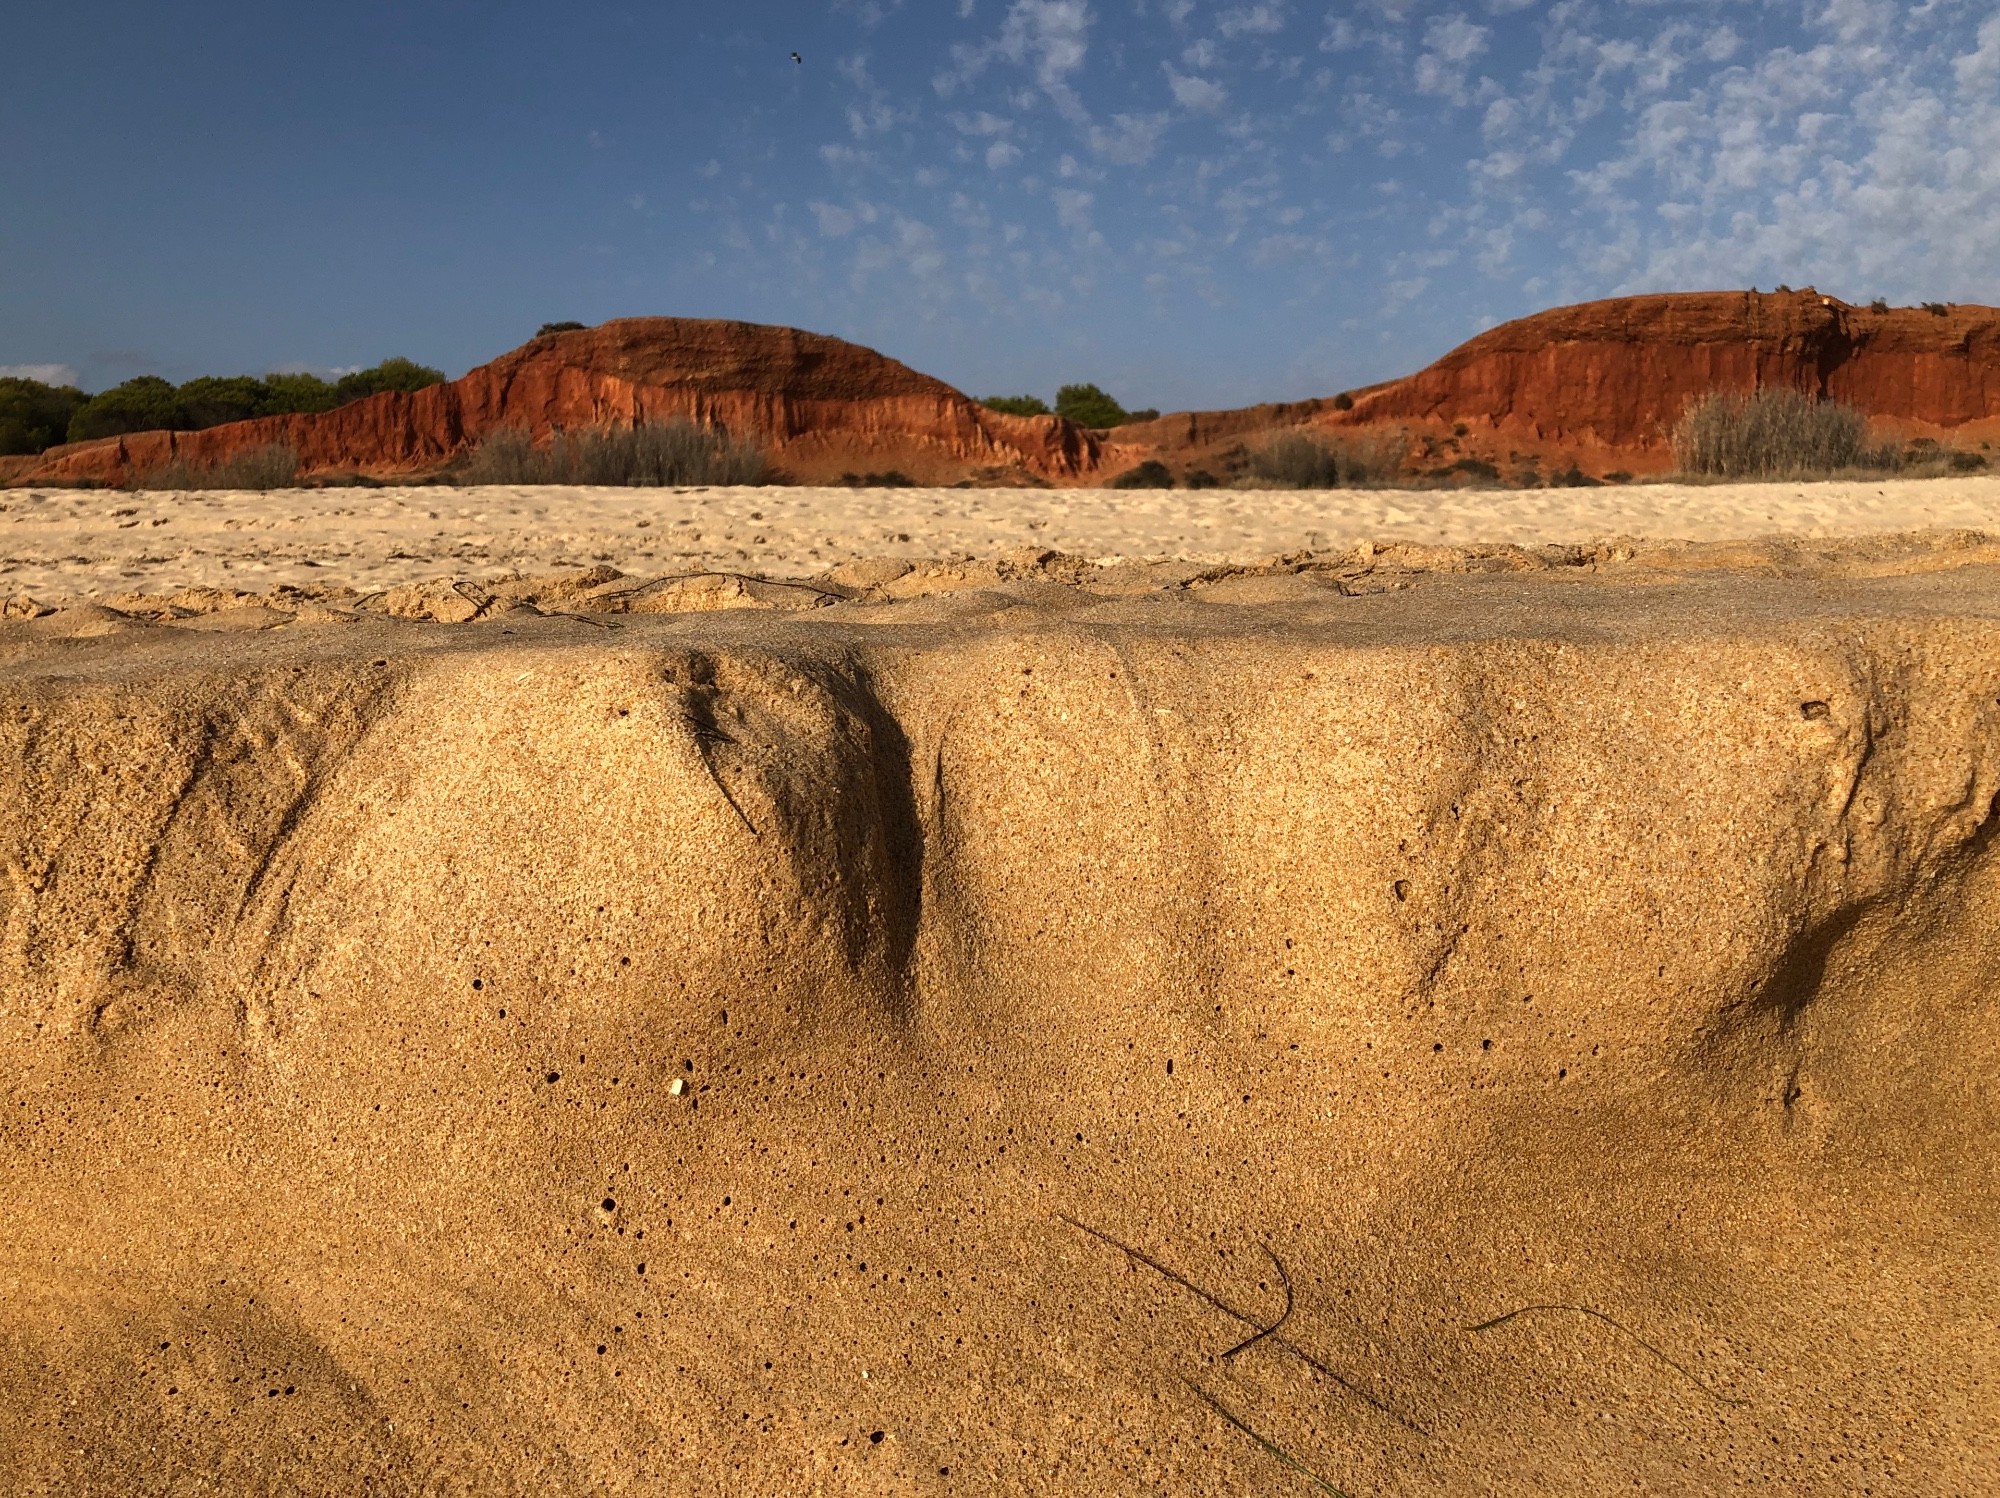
[7,476,2000,602]
[0,538,1994,1494]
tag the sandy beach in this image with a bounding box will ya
[7,475,2000,601]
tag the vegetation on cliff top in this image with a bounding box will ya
[981,383,1159,427]
[0,360,448,455]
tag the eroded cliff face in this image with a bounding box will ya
[15,319,1106,488]
[1328,289,2000,468]
[12,290,2000,491]
[0,567,1993,1494]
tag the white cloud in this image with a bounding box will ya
[987,139,1024,167]
[945,0,1093,120]
[1089,110,1171,162]
[1217,3,1286,38]
[951,110,1015,135]
[1415,12,1490,105]
[0,364,78,387]
[1956,15,2000,89]
[810,201,859,236]
[1051,186,1106,245]
[849,101,897,136]
[1321,16,1359,51]
[1166,65,1230,111]
[1251,232,1324,264]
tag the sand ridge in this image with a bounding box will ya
[0,552,1994,1494]
[6,476,2000,602]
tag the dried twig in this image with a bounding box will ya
[597,570,845,605]
[451,579,495,619]
[1057,1213,1429,1436]
[1180,1376,1350,1497]
[1222,1243,1294,1360]
[1466,1303,1748,1406]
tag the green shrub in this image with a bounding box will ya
[458,420,769,486]
[260,372,344,415]
[1332,392,1354,411]
[63,361,444,445]
[1110,459,1174,489]
[1055,383,1130,428]
[174,375,271,429]
[137,443,301,491]
[0,377,90,456]
[68,377,184,442]
[839,471,915,486]
[1244,431,1402,488]
[1670,389,1877,477]
[1184,468,1221,489]
[536,321,588,338]
[1869,299,1890,313]
[333,357,446,403]
[982,395,1050,417]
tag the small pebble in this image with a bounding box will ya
[669,1077,687,1097]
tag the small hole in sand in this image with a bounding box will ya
[1393,879,1410,901]
[870,1430,885,1444]
[1800,700,1831,720]
[471,978,482,990]
[601,1197,616,1212]
[546,1070,561,1084]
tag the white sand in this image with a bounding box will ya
[6,476,2000,599]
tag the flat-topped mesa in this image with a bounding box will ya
[12,318,1105,488]
[1332,289,2000,464]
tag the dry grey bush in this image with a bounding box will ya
[1670,390,1881,478]
[1241,431,1404,488]
[458,421,769,486]
[137,443,301,491]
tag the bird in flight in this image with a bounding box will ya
[790,51,802,64]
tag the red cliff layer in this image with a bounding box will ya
[14,293,2000,489]
[1330,289,2000,468]
[14,319,1103,488]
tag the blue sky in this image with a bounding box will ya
[3,0,1997,410]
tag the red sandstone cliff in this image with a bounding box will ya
[1324,289,2000,472]
[13,292,2000,489]
[13,319,1105,488]
[1109,291,2000,480]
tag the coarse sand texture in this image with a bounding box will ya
[0,559,1994,1494]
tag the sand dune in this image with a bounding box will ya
[0,535,1994,1493]
[5,476,2000,602]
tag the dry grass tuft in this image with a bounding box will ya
[136,443,300,491]
[1670,390,1877,478]
[1241,431,1405,488]
[458,420,770,486]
